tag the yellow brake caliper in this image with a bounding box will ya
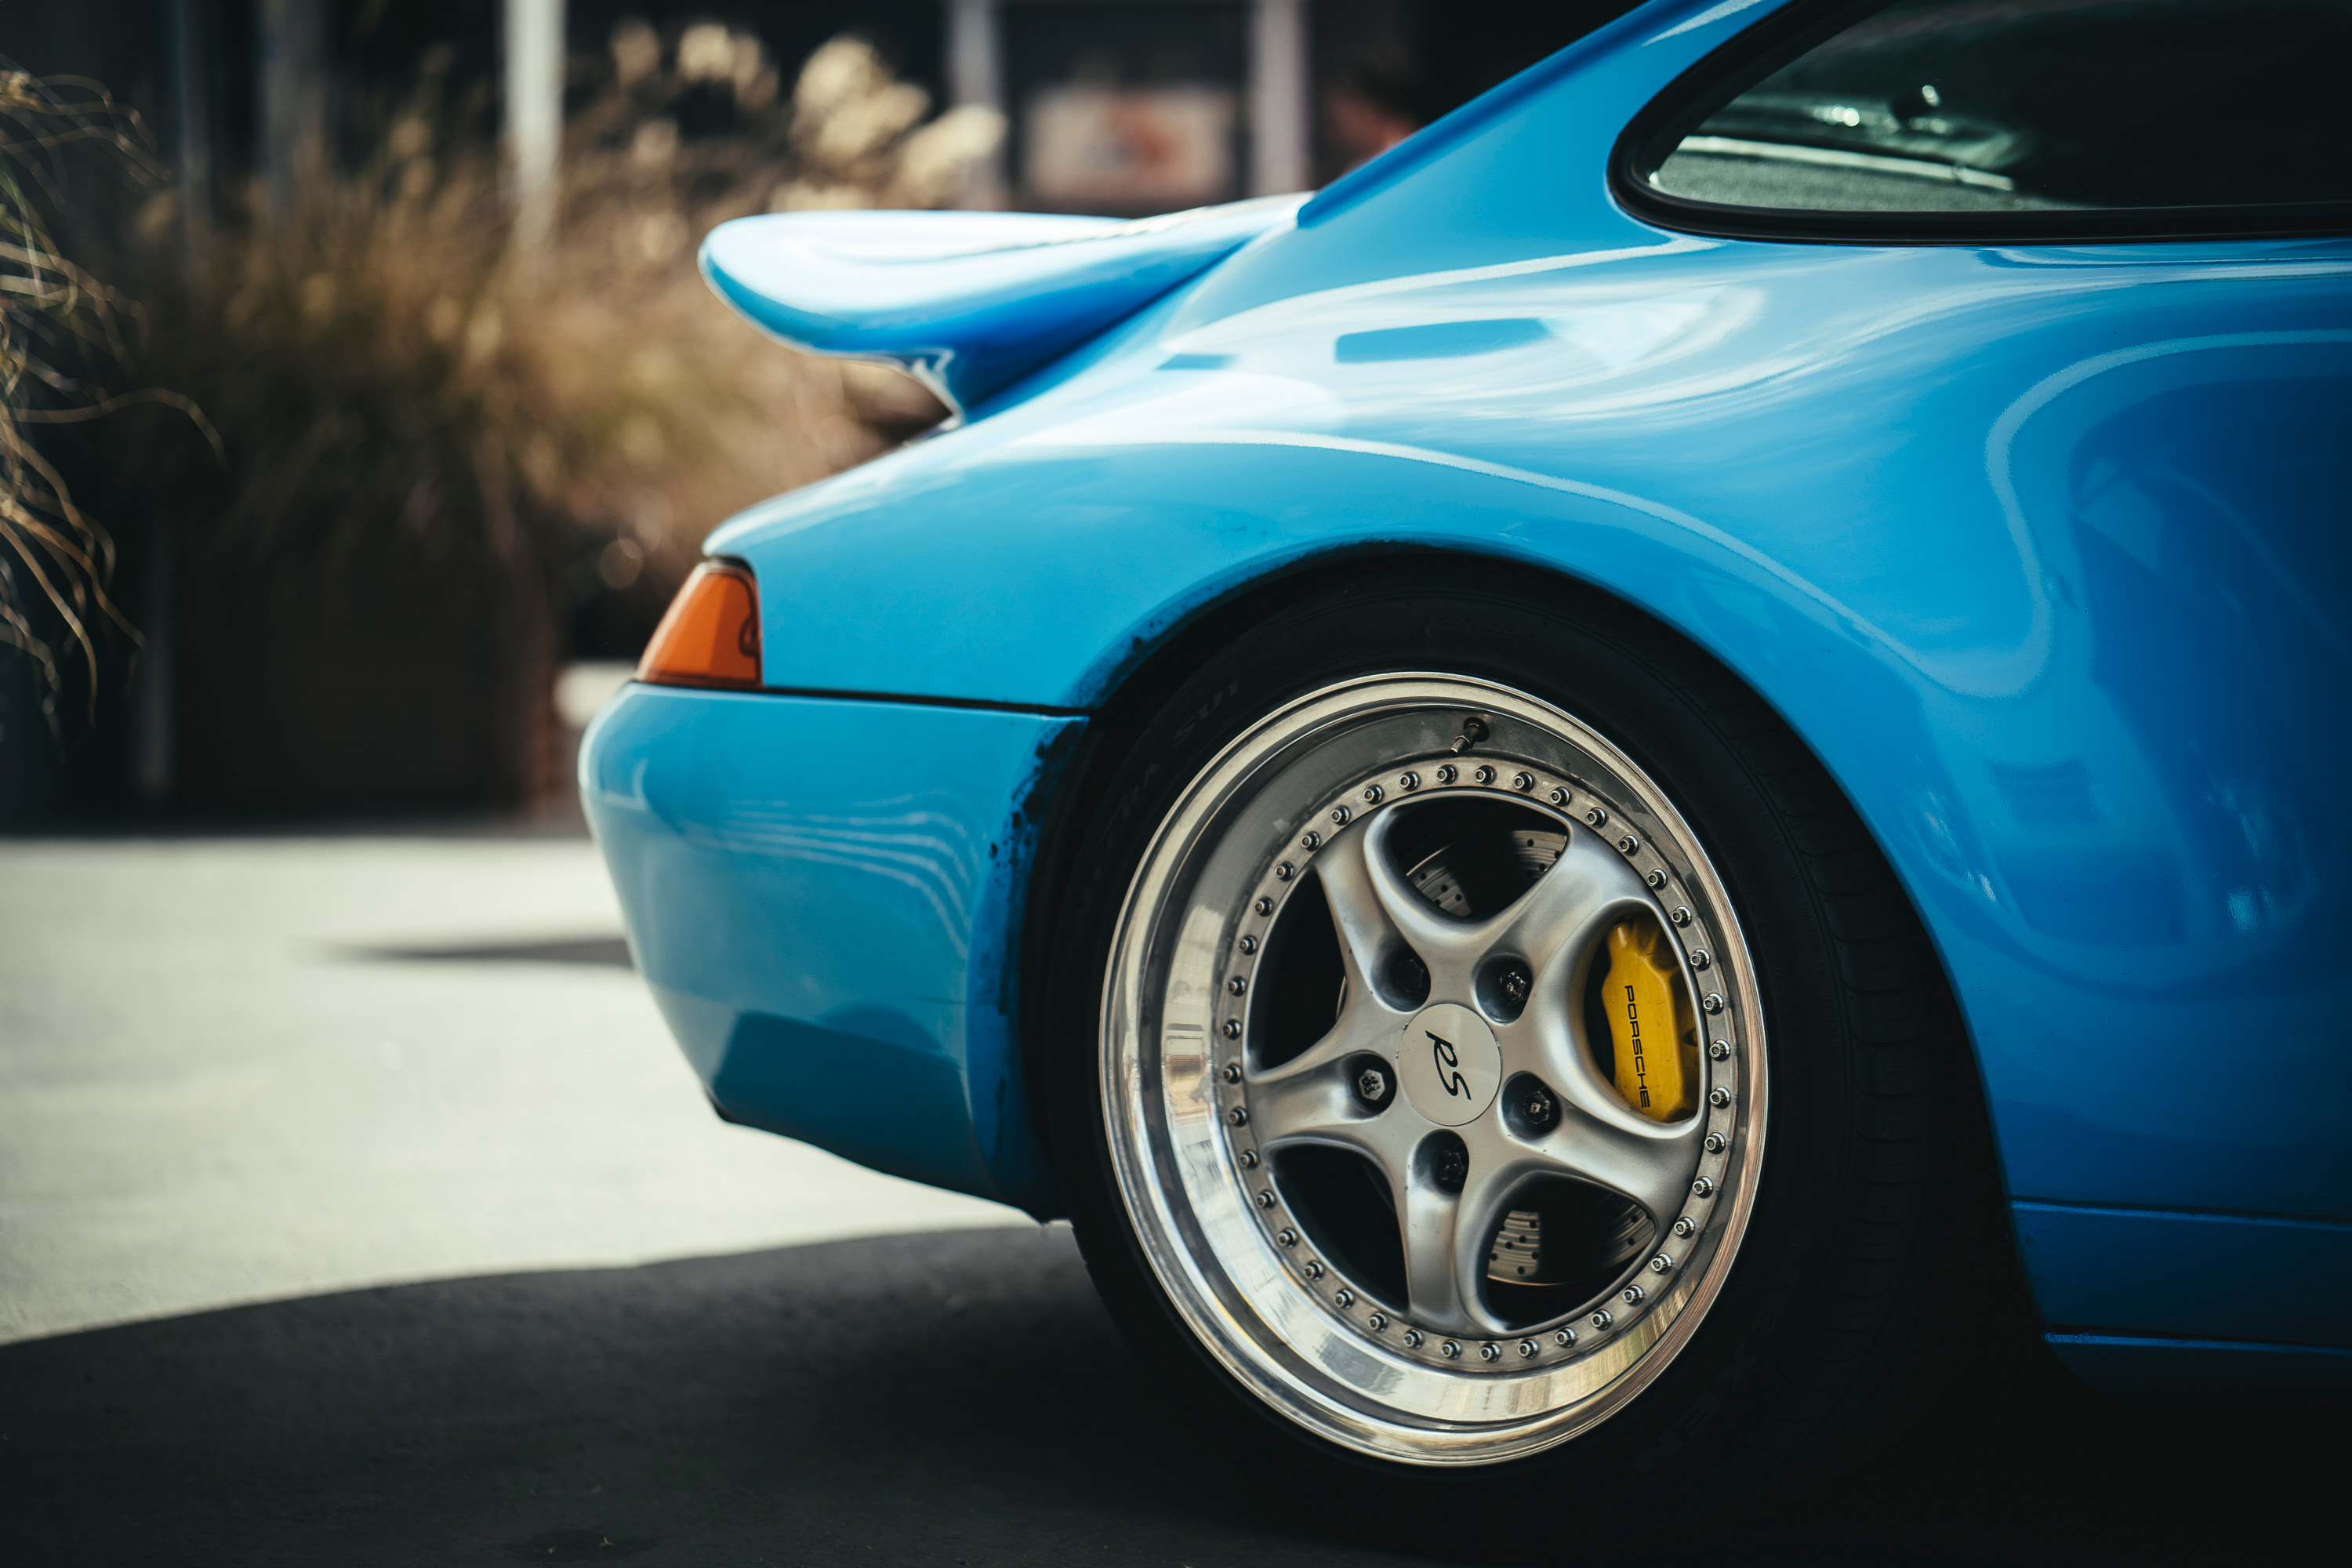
[1603,919,1697,1121]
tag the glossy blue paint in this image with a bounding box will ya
[581,681,1077,1213]
[593,0,2352,1364]
[2014,1203,2352,1348]
[701,197,1302,413]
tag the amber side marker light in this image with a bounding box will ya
[637,560,761,689]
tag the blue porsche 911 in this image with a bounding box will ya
[584,0,2350,1537]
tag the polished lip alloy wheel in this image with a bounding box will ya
[1099,676,1766,1465]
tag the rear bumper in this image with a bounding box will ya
[581,682,1082,1214]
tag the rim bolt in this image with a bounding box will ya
[1646,869,1668,889]
[1693,1176,1715,1198]
[1474,765,1497,786]
[1512,771,1535,792]
[1585,806,1609,827]
[1690,949,1711,970]
[1274,862,1294,881]
[1650,1254,1672,1274]
[1590,1309,1613,1330]
[1228,976,1247,995]
[1436,764,1458,785]
[1701,993,1725,1014]
[1221,1062,1241,1083]
[1254,897,1274,916]
[1240,1149,1259,1169]
[1518,1338,1538,1358]
[1256,1189,1276,1209]
[1479,1342,1501,1362]
[1228,1108,1249,1127]
[1277,1228,1298,1247]
[1708,1040,1730,1060]
[1355,1065,1391,1105]
[1622,1284,1645,1305]
[1554,1327,1577,1346]
[1399,771,1421,790]
[1548,786,1569,806]
[1238,935,1258,955]
[1704,1132,1726,1153]
[1367,1312,1388,1331]
[1403,1328,1424,1348]
[1330,805,1352,826]
[1362,783,1385,805]
[1617,833,1640,855]
[1221,1020,1241,1039]
[1670,906,1693,927]
[1709,1086,1733,1108]
[1300,830,1320,851]
[1334,1289,1355,1308]
[1441,1340,1461,1359]
[1672,1216,1697,1238]
[1305,1259,1323,1279]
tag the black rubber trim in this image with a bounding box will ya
[1607,0,2352,247]
[632,677,1091,719]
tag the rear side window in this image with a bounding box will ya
[1619,0,2352,240]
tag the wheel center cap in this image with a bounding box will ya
[1398,1002,1502,1127]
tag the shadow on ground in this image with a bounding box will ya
[0,1227,2330,1566]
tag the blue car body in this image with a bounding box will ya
[585,0,2352,1394]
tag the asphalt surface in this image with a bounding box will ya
[2,828,2337,1565]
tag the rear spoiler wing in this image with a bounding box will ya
[698,194,1304,416]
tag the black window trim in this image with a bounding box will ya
[1608,0,2352,246]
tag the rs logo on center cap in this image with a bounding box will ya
[1399,1002,1501,1126]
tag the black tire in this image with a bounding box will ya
[1040,566,2011,1555]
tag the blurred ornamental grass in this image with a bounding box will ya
[2,67,209,734]
[132,24,997,626]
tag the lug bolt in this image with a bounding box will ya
[1492,960,1532,1011]
[1256,1189,1276,1209]
[1479,1341,1501,1362]
[1436,764,1458,786]
[1650,1254,1672,1274]
[1363,784,1385,805]
[1708,1040,1730,1060]
[1355,1065,1391,1105]
[1441,1339,1461,1359]
[1709,1086,1732,1108]
[1518,1338,1539,1358]
[1672,1216,1697,1238]
[1300,830,1321,851]
[1693,1176,1715,1198]
[1590,1309,1613,1330]
[1335,1289,1355,1308]
[1430,1138,1468,1194]
[1554,1327,1577,1347]
[1399,771,1421,790]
